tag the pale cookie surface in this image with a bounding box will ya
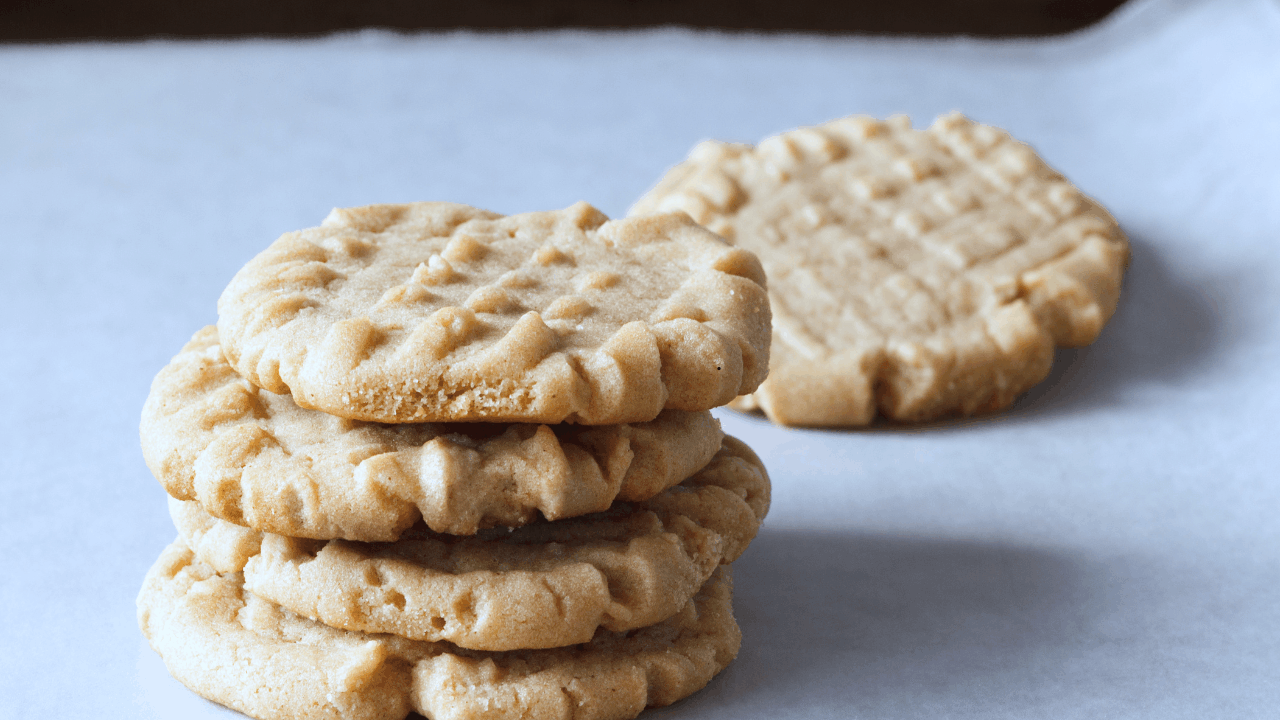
[632,113,1128,426]
[138,540,740,720]
[142,326,724,541]
[171,436,768,651]
[217,201,770,424]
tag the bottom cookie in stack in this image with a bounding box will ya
[140,541,739,720]
[138,437,770,720]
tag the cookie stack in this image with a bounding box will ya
[137,202,773,720]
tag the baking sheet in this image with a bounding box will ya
[3,0,1279,716]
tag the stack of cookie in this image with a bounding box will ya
[137,202,773,720]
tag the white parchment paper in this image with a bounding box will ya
[2,0,1278,716]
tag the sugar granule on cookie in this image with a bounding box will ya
[138,540,741,720]
[217,201,770,425]
[632,113,1128,426]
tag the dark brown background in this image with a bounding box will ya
[2,0,1129,41]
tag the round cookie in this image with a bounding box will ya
[217,201,770,425]
[171,436,769,651]
[142,326,724,541]
[138,540,740,720]
[632,113,1128,426]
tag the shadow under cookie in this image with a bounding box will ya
[677,529,1101,716]
[1008,232,1230,418]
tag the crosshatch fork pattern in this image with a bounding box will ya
[632,113,1128,426]
[217,202,772,425]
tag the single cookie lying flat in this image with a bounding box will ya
[138,540,740,720]
[217,201,770,425]
[142,326,723,541]
[632,113,1128,426]
[171,435,768,651]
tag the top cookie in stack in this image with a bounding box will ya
[217,201,771,424]
[138,201,773,720]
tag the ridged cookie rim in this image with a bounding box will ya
[217,201,771,425]
[172,435,769,651]
[137,539,740,720]
[142,326,726,541]
[632,113,1129,427]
